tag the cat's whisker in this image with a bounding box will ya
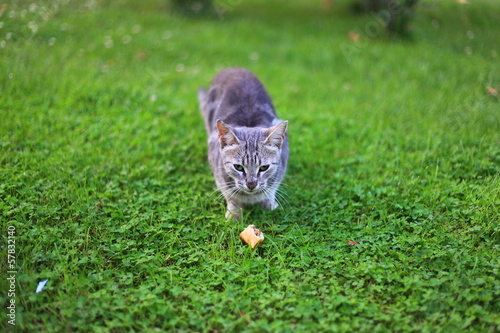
[275,191,289,208]
[209,183,239,205]
[271,193,286,208]
[227,187,242,202]
[265,189,279,206]
[209,187,222,196]
[209,185,230,199]
[277,182,292,189]
[214,184,233,193]
[275,188,290,201]
[267,184,290,208]
[259,186,280,208]
[220,186,236,199]
[271,182,288,193]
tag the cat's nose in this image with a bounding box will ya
[247,182,257,190]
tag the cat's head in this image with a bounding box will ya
[216,119,288,194]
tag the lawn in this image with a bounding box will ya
[1,0,499,331]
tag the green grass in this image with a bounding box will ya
[1,0,499,331]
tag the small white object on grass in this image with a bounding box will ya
[36,279,48,293]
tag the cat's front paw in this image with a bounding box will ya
[225,209,242,220]
[226,202,243,220]
[261,200,278,211]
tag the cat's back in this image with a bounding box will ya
[201,68,277,131]
[211,68,262,95]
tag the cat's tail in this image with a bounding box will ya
[198,87,212,134]
[198,87,208,110]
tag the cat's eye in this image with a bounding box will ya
[259,165,270,172]
[233,164,244,172]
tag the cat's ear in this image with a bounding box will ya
[264,121,288,148]
[217,120,240,148]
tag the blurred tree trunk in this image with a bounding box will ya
[356,0,419,36]
[171,0,213,15]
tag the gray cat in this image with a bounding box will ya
[198,68,289,220]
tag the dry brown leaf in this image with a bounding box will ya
[486,86,498,98]
[136,51,148,60]
[322,0,334,10]
[348,30,361,43]
[0,4,8,16]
